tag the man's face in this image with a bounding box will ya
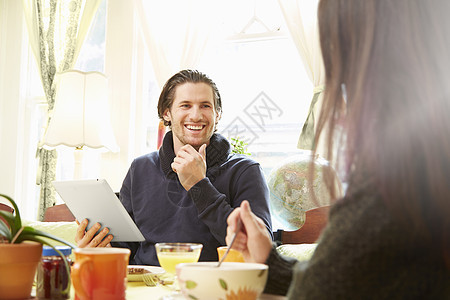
[163,82,219,154]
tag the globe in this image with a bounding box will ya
[267,152,340,231]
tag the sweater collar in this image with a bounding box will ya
[159,131,231,177]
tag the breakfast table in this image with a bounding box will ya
[31,274,287,300]
[125,281,286,299]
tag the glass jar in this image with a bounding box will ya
[36,246,72,300]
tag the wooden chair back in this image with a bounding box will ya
[44,204,76,222]
[281,205,330,244]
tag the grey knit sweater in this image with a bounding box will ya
[264,183,450,299]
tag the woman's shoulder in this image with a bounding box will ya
[330,183,386,225]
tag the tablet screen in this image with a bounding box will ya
[53,179,145,242]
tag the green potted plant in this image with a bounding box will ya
[0,193,75,300]
[230,136,251,156]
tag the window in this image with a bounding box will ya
[75,0,106,73]
[21,1,314,227]
[136,0,313,178]
[199,38,312,177]
[132,1,314,230]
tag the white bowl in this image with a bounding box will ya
[176,262,268,300]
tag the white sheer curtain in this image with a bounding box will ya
[277,0,325,155]
[132,0,220,148]
[133,0,218,89]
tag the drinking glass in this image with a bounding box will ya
[155,243,203,300]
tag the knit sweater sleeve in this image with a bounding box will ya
[264,181,449,299]
[188,177,231,244]
[263,244,298,295]
[188,162,272,244]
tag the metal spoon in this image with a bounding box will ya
[216,219,242,267]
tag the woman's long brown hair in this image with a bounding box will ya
[315,0,450,266]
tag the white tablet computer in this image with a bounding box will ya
[52,179,145,242]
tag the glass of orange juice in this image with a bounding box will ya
[217,246,245,262]
[155,243,203,299]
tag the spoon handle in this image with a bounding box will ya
[217,219,242,267]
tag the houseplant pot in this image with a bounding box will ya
[0,193,75,300]
[0,242,42,299]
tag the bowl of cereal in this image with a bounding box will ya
[176,262,268,300]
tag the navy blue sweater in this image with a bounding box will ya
[112,131,272,265]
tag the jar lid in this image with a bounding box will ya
[42,245,72,256]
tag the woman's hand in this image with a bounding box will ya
[226,200,272,263]
[75,219,113,248]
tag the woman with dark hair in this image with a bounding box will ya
[226,0,450,298]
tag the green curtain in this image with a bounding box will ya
[297,86,323,150]
[23,0,103,220]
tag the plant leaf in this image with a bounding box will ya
[0,221,12,241]
[11,226,25,243]
[229,136,251,156]
[0,210,15,230]
[0,193,22,236]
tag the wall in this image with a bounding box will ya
[0,0,23,201]
[0,0,39,218]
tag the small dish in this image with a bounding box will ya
[127,265,165,282]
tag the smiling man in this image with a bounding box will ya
[75,70,272,266]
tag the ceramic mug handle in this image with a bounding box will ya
[71,257,93,300]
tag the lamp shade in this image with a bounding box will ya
[42,70,119,152]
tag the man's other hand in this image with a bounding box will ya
[75,218,113,248]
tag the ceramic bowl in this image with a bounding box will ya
[176,262,268,300]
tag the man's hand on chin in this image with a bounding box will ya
[171,144,207,191]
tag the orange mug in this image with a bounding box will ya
[72,248,130,300]
[217,246,245,262]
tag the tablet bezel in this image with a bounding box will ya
[52,179,145,242]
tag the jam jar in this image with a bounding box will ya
[36,246,72,300]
